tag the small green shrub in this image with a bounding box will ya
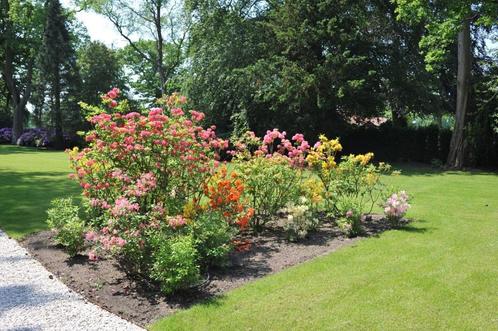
[191,212,235,267]
[151,234,200,294]
[336,205,363,237]
[46,198,86,256]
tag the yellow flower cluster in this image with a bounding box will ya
[353,152,374,166]
[364,171,379,186]
[182,200,199,221]
[301,178,325,204]
[306,135,343,171]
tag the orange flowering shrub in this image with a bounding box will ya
[204,166,255,229]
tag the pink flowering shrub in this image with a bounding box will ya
[229,130,312,231]
[66,90,244,293]
[383,191,410,227]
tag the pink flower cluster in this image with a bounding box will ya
[384,191,410,219]
[111,197,140,217]
[128,172,157,197]
[85,229,127,261]
[167,215,187,229]
[101,87,120,108]
[231,129,311,167]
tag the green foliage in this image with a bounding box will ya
[336,203,363,238]
[191,212,235,267]
[234,155,302,231]
[185,0,438,136]
[46,197,86,256]
[151,234,200,295]
[394,0,498,72]
[40,0,82,146]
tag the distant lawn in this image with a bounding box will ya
[0,144,80,239]
[152,165,498,330]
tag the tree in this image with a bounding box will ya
[394,0,498,168]
[186,0,438,137]
[83,0,190,97]
[1,0,44,143]
[40,0,79,148]
[78,41,125,105]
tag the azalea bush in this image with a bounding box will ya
[65,89,249,293]
[307,135,399,236]
[280,197,320,241]
[383,191,410,227]
[18,128,50,147]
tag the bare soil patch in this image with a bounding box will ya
[21,216,402,327]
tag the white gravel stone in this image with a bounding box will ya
[0,231,144,331]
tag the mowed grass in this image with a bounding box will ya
[152,164,498,330]
[0,144,80,238]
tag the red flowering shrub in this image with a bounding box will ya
[65,89,246,293]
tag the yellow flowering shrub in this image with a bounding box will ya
[305,135,395,236]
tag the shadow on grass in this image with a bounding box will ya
[393,162,498,177]
[0,144,62,156]
[0,171,80,237]
[393,219,434,234]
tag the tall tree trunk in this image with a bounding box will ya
[155,0,166,95]
[446,18,471,169]
[53,70,64,149]
[1,0,34,144]
[2,50,33,144]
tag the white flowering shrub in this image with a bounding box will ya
[383,191,410,227]
[280,197,320,241]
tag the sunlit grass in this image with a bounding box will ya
[0,145,80,238]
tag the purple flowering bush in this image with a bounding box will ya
[0,128,12,144]
[17,128,50,147]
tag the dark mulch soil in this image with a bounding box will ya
[21,215,404,327]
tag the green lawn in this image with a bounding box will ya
[0,144,80,238]
[152,165,498,330]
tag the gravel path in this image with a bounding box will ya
[0,231,144,331]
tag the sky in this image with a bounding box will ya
[61,0,126,48]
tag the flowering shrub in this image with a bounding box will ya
[233,155,303,231]
[66,89,244,293]
[203,166,254,229]
[0,128,12,143]
[306,135,344,211]
[280,197,319,241]
[230,130,310,231]
[17,128,50,147]
[383,191,410,227]
[336,207,362,237]
[307,135,393,214]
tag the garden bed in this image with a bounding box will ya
[21,215,403,327]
